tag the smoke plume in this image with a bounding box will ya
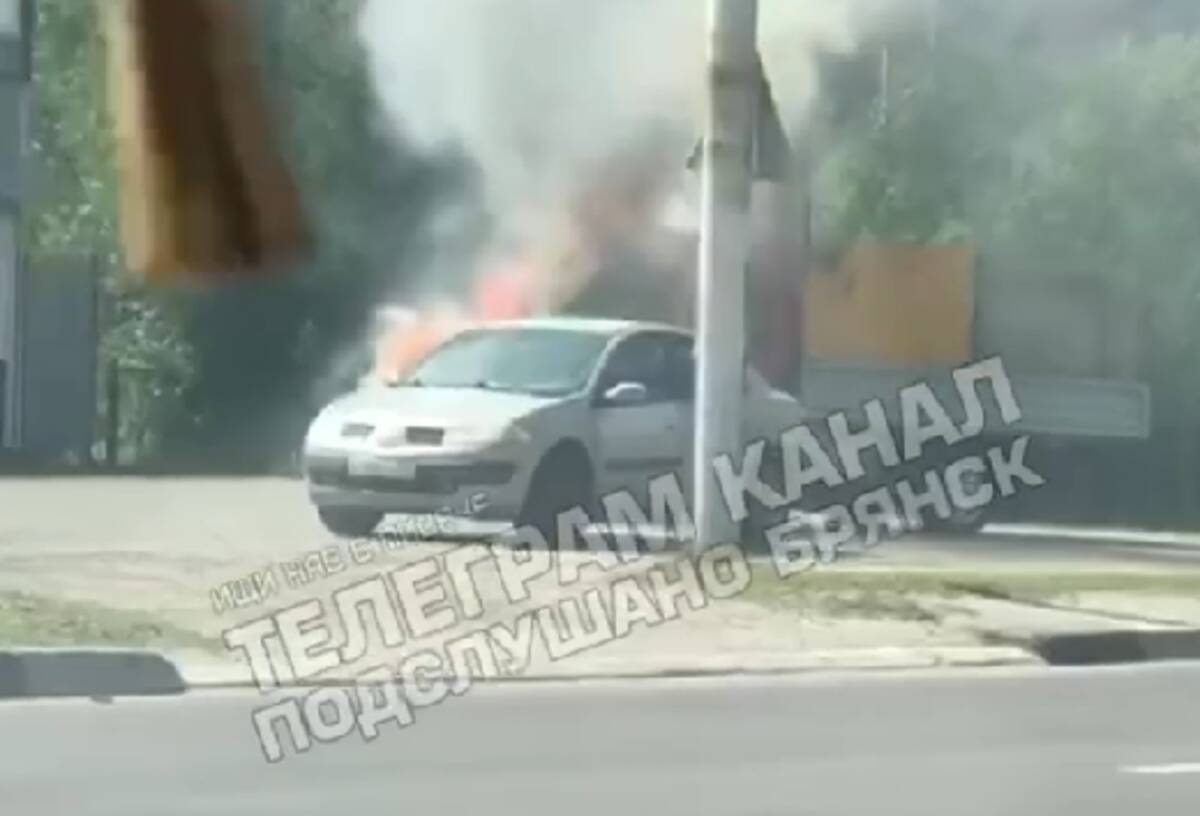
[357,0,931,376]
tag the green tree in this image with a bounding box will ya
[27,0,116,256]
[993,37,1200,516]
[29,0,190,463]
[812,5,1053,251]
[994,38,1200,323]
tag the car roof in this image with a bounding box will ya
[482,316,691,339]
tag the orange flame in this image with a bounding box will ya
[373,143,679,384]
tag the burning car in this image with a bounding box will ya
[303,317,804,541]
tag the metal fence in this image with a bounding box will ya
[18,254,99,462]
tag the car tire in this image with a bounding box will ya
[742,501,790,554]
[924,504,989,535]
[318,507,384,538]
[923,465,992,535]
[516,445,594,548]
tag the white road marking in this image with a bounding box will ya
[1120,763,1200,776]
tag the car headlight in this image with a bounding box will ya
[446,423,531,448]
[304,408,343,448]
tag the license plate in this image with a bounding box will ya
[347,455,417,479]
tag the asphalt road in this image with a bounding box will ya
[2,665,1198,815]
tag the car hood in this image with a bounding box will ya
[321,385,563,428]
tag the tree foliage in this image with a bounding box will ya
[994,38,1200,340]
[27,0,116,256]
[816,17,1200,519]
[995,36,1200,512]
[813,5,1054,250]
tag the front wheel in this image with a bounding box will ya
[318,507,383,538]
[516,446,594,548]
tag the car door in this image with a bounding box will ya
[592,333,690,505]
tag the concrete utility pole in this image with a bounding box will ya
[693,0,760,553]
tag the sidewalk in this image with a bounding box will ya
[164,552,1200,689]
[4,478,1200,696]
[6,555,1200,696]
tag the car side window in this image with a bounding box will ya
[661,336,695,402]
[597,335,666,402]
[598,333,694,405]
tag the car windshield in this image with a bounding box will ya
[404,328,610,396]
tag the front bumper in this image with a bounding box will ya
[304,448,532,520]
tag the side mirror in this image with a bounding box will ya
[602,381,649,407]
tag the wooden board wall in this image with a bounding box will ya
[802,242,975,366]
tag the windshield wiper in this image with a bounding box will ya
[478,381,568,397]
[392,379,530,393]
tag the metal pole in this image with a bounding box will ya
[106,358,119,469]
[693,0,759,553]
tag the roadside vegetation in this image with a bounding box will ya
[0,592,214,649]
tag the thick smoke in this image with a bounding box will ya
[355,0,932,381]
[361,0,700,258]
[362,0,930,259]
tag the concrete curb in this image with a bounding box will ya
[10,631,1200,700]
[11,628,1200,700]
[0,645,1040,699]
[0,649,186,699]
[170,645,1041,690]
[1030,628,1200,666]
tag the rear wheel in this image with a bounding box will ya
[924,502,989,534]
[740,445,793,553]
[924,464,991,535]
[516,445,594,548]
[318,507,383,538]
[742,500,790,554]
